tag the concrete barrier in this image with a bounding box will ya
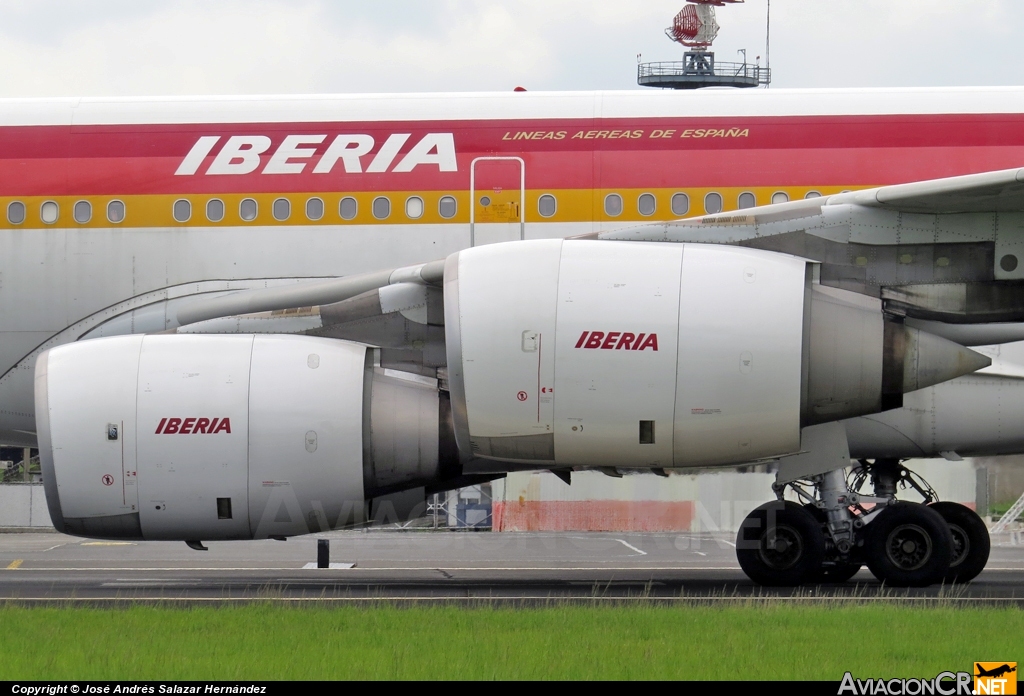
[0,484,53,528]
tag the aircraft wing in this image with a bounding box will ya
[596,166,1024,331]
[828,167,1024,214]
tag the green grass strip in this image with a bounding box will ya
[0,602,1020,680]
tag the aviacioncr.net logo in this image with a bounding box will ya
[839,672,973,695]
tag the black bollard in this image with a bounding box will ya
[317,538,329,568]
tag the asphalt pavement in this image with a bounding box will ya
[1,529,1022,603]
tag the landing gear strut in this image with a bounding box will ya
[736,458,990,587]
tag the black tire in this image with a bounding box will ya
[864,502,953,587]
[929,501,991,584]
[736,501,825,586]
[801,504,863,583]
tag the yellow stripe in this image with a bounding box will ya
[6,559,23,570]
[0,185,866,230]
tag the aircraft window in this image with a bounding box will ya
[638,193,656,216]
[538,194,556,218]
[738,192,756,209]
[704,192,722,215]
[272,198,291,221]
[805,191,822,199]
[438,196,457,219]
[604,193,622,217]
[40,201,59,224]
[406,196,424,220]
[772,191,790,205]
[173,199,191,223]
[206,199,224,222]
[73,200,92,224]
[372,196,391,219]
[239,198,258,221]
[306,197,324,221]
[107,200,125,223]
[339,197,357,220]
[7,201,25,225]
[671,192,689,216]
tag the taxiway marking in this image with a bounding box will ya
[615,539,648,555]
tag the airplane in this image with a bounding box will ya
[975,665,1016,679]
[7,86,1024,588]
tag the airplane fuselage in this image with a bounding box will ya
[5,87,1024,453]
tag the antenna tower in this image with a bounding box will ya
[638,0,771,90]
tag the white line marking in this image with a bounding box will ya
[614,539,647,555]
[103,581,201,587]
[693,551,707,556]
[721,540,736,548]
[7,566,743,572]
[301,562,355,569]
[41,545,66,552]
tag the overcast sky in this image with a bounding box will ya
[0,0,1018,96]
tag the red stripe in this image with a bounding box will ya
[44,114,1024,154]
[0,114,1023,195]
[3,146,1021,196]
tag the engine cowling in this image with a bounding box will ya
[35,334,455,540]
[443,240,990,469]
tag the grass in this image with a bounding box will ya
[0,601,1020,680]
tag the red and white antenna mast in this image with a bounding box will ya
[638,0,770,90]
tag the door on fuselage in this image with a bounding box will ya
[471,157,524,246]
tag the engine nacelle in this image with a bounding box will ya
[35,334,454,540]
[444,240,989,469]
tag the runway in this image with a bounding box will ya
[1,529,1023,603]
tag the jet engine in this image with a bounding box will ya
[444,240,990,469]
[35,334,459,541]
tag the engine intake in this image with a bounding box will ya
[35,334,456,540]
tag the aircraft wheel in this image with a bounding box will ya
[864,502,952,587]
[801,504,863,583]
[929,501,991,584]
[736,501,824,586]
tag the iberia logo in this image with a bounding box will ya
[574,331,658,351]
[975,663,1017,695]
[155,417,232,434]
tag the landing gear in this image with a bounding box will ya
[736,501,824,586]
[863,502,952,587]
[737,457,990,587]
[929,501,991,584]
[802,504,863,583]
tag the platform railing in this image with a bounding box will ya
[638,60,770,87]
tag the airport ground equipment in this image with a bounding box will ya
[990,490,1024,534]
